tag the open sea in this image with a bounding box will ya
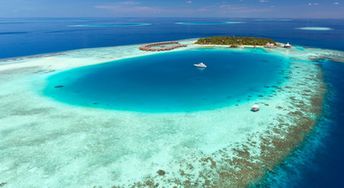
[1,17,344,187]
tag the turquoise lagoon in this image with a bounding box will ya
[44,48,290,112]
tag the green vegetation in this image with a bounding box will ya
[195,36,276,46]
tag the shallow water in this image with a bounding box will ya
[256,60,344,188]
[296,27,333,31]
[44,48,289,112]
[1,44,320,187]
[1,17,344,187]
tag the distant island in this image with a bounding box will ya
[195,36,277,47]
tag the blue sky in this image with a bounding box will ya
[0,0,343,18]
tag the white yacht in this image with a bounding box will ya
[194,62,207,68]
[251,104,260,112]
[284,42,292,48]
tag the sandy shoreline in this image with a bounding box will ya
[0,39,340,187]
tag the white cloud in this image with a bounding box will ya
[95,1,162,16]
[219,3,271,14]
[308,2,319,6]
[117,1,140,5]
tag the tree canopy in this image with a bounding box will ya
[195,36,276,46]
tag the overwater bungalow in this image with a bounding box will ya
[139,41,187,51]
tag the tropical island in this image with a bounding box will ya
[139,37,280,52]
[195,36,277,47]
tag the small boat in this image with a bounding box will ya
[251,104,260,112]
[194,62,207,68]
[283,42,292,48]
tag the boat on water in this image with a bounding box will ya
[283,42,292,48]
[251,104,260,112]
[194,62,207,68]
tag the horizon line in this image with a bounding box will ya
[1,16,344,20]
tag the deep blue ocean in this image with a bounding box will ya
[1,18,343,59]
[1,18,343,187]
